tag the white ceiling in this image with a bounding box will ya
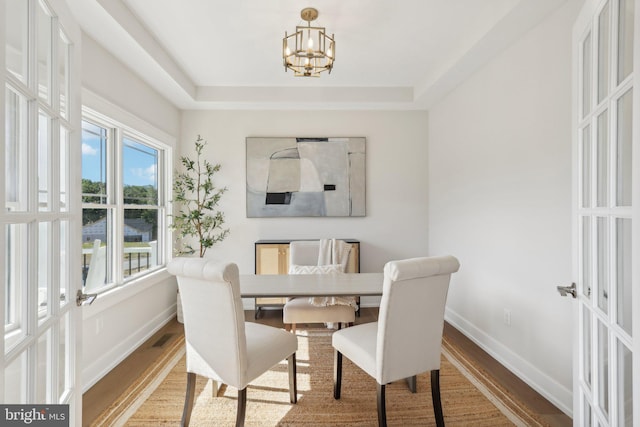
[65,0,567,110]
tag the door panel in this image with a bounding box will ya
[573,0,636,425]
[2,0,82,422]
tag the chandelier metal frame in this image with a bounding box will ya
[282,8,335,77]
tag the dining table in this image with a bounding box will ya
[238,272,384,298]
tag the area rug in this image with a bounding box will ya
[93,330,550,426]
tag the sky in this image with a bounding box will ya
[81,123,158,188]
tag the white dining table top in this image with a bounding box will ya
[238,273,384,298]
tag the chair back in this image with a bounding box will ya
[85,239,107,292]
[289,240,352,272]
[289,241,322,267]
[376,256,460,385]
[168,258,248,388]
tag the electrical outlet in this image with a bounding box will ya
[503,309,511,326]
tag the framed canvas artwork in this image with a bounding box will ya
[246,137,366,217]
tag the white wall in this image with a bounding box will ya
[428,1,580,415]
[80,32,181,391]
[180,110,430,307]
[81,35,181,138]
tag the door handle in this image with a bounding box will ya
[556,283,577,299]
[76,290,97,306]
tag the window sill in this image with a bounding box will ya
[81,267,175,320]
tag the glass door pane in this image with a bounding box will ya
[617,0,635,84]
[5,223,28,353]
[616,340,633,426]
[597,320,610,419]
[4,352,27,403]
[37,2,53,104]
[597,217,609,313]
[583,33,592,118]
[58,31,70,119]
[616,89,633,206]
[38,111,51,211]
[60,127,70,211]
[36,331,51,403]
[59,221,69,306]
[38,222,51,323]
[5,0,28,83]
[582,216,593,298]
[616,218,632,334]
[598,1,611,103]
[5,88,28,212]
[582,125,592,207]
[583,308,593,388]
[597,111,609,207]
[58,312,70,400]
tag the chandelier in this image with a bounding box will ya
[282,8,335,77]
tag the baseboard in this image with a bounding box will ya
[82,304,176,393]
[445,307,573,417]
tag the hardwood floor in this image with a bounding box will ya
[443,323,571,426]
[81,319,185,426]
[82,308,571,426]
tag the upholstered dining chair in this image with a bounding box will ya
[282,240,356,332]
[168,258,298,427]
[332,255,460,427]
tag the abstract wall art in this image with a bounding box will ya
[246,137,366,217]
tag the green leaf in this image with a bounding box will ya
[171,135,230,257]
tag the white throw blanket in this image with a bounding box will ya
[309,239,358,308]
[317,238,351,271]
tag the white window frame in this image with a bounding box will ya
[81,106,172,292]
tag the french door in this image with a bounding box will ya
[573,0,638,425]
[2,0,82,423]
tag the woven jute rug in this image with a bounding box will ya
[92,329,551,426]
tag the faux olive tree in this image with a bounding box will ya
[171,135,229,257]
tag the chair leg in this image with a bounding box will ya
[431,370,445,427]
[180,372,196,427]
[333,350,342,399]
[236,387,247,427]
[337,322,342,330]
[288,353,297,403]
[406,375,417,393]
[377,383,387,427]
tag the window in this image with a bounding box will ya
[81,113,170,292]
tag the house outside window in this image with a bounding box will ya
[81,113,170,292]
